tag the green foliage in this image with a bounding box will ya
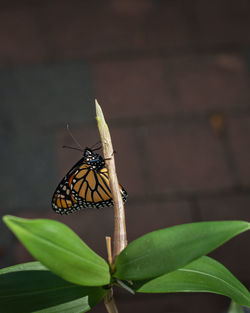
[2,216,250,312]
[133,256,250,307]
[227,301,245,313]
[114,221,250,280]
[3,215,110,286]
[0,262,106,313]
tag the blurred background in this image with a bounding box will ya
[1,0,250,312]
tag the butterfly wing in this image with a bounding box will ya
[52,161,127,215]
[71,165,127,209]
[51,157,85,214]
[98,168,127,204]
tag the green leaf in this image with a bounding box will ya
[0,262,106,313]
[227,301,245,313]
[33,295,104,313]
[114,221,250,280]
[3,215,110,286]
[133,256,250,307]
[0,261,46,274]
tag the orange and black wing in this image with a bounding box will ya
[51,157,84,214]
[52,161,127,215]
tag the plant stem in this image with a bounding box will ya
[104,236,118,313]
[104,289,118,313]
[106,236,113,268]
[95,99,128,262]
[106,236,115,273]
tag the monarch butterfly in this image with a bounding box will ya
[52,147,127,215]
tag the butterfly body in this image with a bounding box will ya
[52,147,127,215]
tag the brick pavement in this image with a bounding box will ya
[0,1,250,312]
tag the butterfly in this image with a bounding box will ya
[52,147,127,215]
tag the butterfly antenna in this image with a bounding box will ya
[91,141,101,149]
[66,124,83,150]
[62,145,84,152]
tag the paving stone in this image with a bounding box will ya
[244,47,250,74]
[0,6,48,66]
[0,130,57,210]
[195,0,250,45]
[93,58,176,119]
[227,116,250,186]
[126,200,193,242]
[145,121,233,194]
[0,1,196,64]
[198,193,250,221]
[41,1,147,59]
[91,293,228,313]
[0,60,95,211]
[0,61,94,130]
[144,0,196,49]
[111,126,151,197]
[169,54,250,113]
